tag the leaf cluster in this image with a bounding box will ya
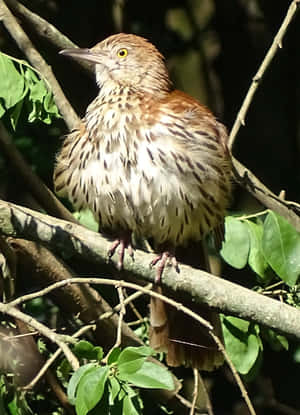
[220,210,300,376]
[221,210,300,287]
[0,53,60,129]
[65,343,174,415]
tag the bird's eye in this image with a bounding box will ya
[117,48,128,58]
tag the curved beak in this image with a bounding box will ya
[59,48,106,64]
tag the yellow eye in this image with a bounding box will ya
[117,48,128,58]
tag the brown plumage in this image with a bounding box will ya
[54,33,232,370]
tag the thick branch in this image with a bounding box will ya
[6,0,77,49]
[232,157,300,232]
[5,0,92,74]
[1,199,300,341]
[0,0,80,131]
[10,238,143,350]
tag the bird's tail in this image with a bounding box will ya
[149,237,224,370]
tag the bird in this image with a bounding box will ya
[54,33,232,370]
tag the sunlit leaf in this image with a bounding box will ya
[118,361,174,390]
[67,363,96,405]
[246,220,268,279]
[221,216,250,269]
[75,366,109,415]
[117,346,154,377]
[222,316,262,374]
[0,53,26,109]
[123,394,139,415]
[262,211,300,286]
[108,347,122,365]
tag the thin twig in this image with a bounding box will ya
[123,288,144,322]
[209,332,256,415]
[232,157,300,233]
[7,276,256,413]
[176,392,206,414]
[23,324,96,390]
[23,286,150,390]
[8,278,213,331]
[5,0,92,74]
[0,0,80,131]
[190,369,199,415]
[198,372,214,415]
[1,330,39,340]
[228,0,300,149]
[5,1,75,48]
[0,301,79,371]
[98,283,152,322]
[103,285,126,363]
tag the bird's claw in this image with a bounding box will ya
[108,236,134,270]
[150,251,179,283]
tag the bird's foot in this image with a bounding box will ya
[150,251,179,283]
[108,233,134,270]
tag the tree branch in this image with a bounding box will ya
[232,157,300,232]
[1,199,300,341]
[0,301,79,370]
[0,0,80,131]
[5,275,257,415]
[10,238,143,350]
[228,0,300,149]
[5,0,91,73]
[0,121,76,223]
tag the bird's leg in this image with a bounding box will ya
[150,248,179,283]
[108,232,134,270]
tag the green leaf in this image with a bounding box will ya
[242,348,263,382]
[67,363,97,405]
[108,377,121,404]
[264,328,289,352]
[89,385,110,415]
[117,346,154,375]
[118,361,174,390]
[74,340,103,361]
[123,394,140,415]
[24,67,60,125]
[262,211,300,286]
[28,79,47,103]
[222,316,262,374]
[75,366,109,415]
[0,53,26,109]
[10,100,23,130]
[108,347,122,365]
[0,101,6,118]
[27,99,40,123]
[7,397,18,415]
[221,217,250,269]
[44,91,60,117]
[246,220,268,279]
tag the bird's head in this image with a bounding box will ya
[60,33,171,95]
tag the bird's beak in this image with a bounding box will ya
[59,48,106,64]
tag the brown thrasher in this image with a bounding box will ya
[54,33,232,370]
